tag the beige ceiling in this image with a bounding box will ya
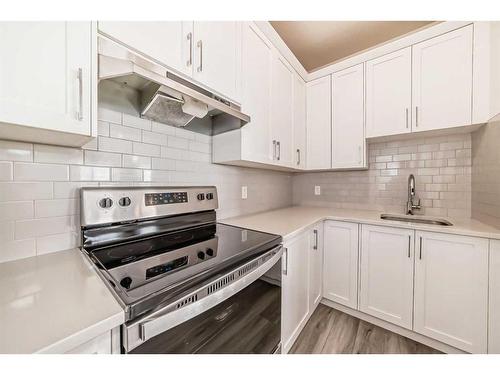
[270,21,436,72]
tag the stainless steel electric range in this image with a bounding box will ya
[80,186,283,354]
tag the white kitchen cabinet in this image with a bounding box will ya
[65,331,112,354]
[414,231,488,353]
[98,21,193,77]
[293,75,307,169]
[489,240,500,353]
[412,25,473,132]
[331,64,366,169]
[0,22,93,146]
[270,54,294,167]
[306,76,331,170]
[239,23,273,164]
[359,225,414,329]
[192,22,241,101]
[308,223,324,310]
[365,47,412,138]
[282,231,310,353]
[323,221,359,309]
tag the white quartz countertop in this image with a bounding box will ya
[0,249,124,354]
[221,206,500,241]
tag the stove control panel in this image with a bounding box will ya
[145,192,188,206]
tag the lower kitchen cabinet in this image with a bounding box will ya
[282,231,310,353]
[323,220,359,309]
[65,330,113,354]
[359,225,414,329]
[414,231,489,353]
[489,240,500,353]
[308,223,324,309]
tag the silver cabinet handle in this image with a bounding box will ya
[76,68,83,121]
[408,235,411,258]
[415,106,419,127]
[272,140,277,160]
[283,247,288,275]
[419,236,423,260]
[197,40,203,72]
[296,149,300,165]
[358,145,362,164]
[313,229,318,250]
[186,32,193,67]
[405,108,409,129]
[277,141,281,161]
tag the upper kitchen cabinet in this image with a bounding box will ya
[293,75,307,169]
[365,47,412,137]
[270,54,294,167]
[331,64,366,169]
[0,22,94,146]
[412,25,473,132]
[192,22,241,101]
[98,21,193,77]
[306,76,331,170]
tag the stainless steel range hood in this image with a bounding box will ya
[98,37,250,135]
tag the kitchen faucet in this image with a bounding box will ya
[407,174,421,215]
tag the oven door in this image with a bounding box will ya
[124,245,282,354]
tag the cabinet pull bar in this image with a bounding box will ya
[408,235,411,258]
[415,106,419,127]
[313,229,318,250]
[277,141,281,161]
[272,140,276,160]
[197,40,203,72]
[76,68,83,121]
[297,149,300,165]
[283,247,288,275]
[186,32,193,67]
[419,237,423,260]
[405,108,409,129]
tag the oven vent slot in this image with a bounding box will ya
[206,274,236,295]
[176,294,198,309]
[237,260,259,277]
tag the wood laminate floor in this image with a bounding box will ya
[290,304,442,354]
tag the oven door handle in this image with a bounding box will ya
[124,245,283,352]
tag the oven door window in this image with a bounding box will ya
[129,265,281,354]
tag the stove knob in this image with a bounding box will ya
[197,251,206,260]
[119,197,131,207]
[206,248,214,257]
[197,193,205,201]
[99,198,113,209]
[120,276,132,289]
[206,193,214,200]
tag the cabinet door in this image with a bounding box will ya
[490,240,500,353]
[366,47,412,137]
[306,76,331,170]
[360,225,414,329]
[240,23,272,164]
[331,64,365,168]
[414,231,488,353]
[270,55,294,167]
[293,75,307,169]
[412,25,473,132]
[309,223,324,309]
[193,21,240,101]
[323,221,359,309]
[0,22,91,136]
[98,21,193,76]
[282,232,310,353]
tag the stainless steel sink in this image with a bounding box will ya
[380,214,453,226]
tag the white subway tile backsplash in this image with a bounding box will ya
[122,154,151,169]
[111,168,143,182]
[143,169,170,182]
[109,124,142,141]
[14,162,69,181]
[189,141,211,153]
[34,144,83,165]
[0,222,14,241]
[98,121,110,136]
[151,121,176,135]
[0,239,36,263]
[132,142,161,157]
[0,140,32,161]
[98,137,133,154]
[168,136,189,150]
[0,201,34,220]
[36,232,79,256]
[0,161,13,181]
[70,166,110,181]
[122,113,152,130]
[0,182,53,201]
[142,130,169,146]
[151,157,175,171]
[15,215,77,240]
[34,199,78,218]
[84,150,122,167]
[53,182,98,199]
[98,107,122,124]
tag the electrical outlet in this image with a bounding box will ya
[241,186,248,200]
[314,186,321,195]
